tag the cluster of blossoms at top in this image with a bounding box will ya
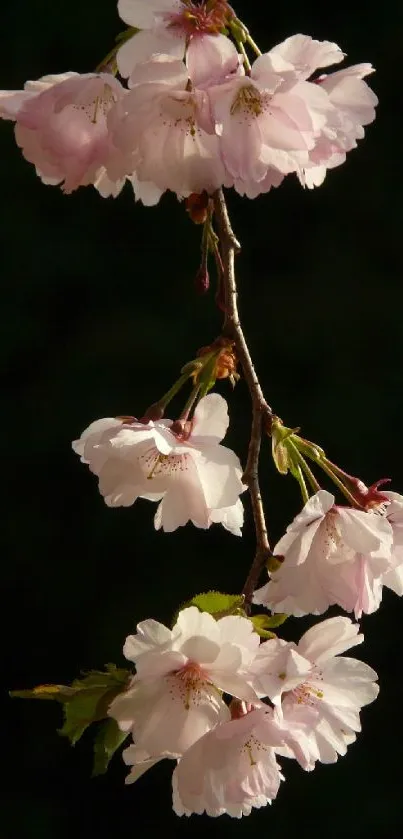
[108,608,378,817]
[0,0,377,202]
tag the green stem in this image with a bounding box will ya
[294,462,309,504]
[180,382,201,420]
[157,371,192,411]
[238,42,252,73]
[246,33,262,56]
[288,440,321,493]
[318,459,362,508]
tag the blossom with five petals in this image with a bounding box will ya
[249,616,379,764]
[108,606,260,756]
[72,393,245,533]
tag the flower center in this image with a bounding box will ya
[230,84,268,118]
[174,661,209,710]
[288,670,324,707]
[165,0,230,37]
[323,512,342,551]
[243,734,269,766]
[72,83,117,124]
[140,447,191,480]
[160,93,198,137]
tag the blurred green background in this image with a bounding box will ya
[1,1,402,836]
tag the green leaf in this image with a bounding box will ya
[272,439,290,475]
[11,664,132,747]
[10,684,76,702]
[58,665,131,745]
[92,718,129,777]
[188,591,245,619]
[250,613,288,638]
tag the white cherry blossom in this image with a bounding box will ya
[250,617,379,764]
[108,607,260,757]
[108,55,231,199]
[253,490,394,618]
[72,393,245,533]
[172,707,284,817]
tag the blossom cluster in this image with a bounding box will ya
[74,394,403,620]
[0,0,377,202]
[108,607,378,817]
[4,0,395,822]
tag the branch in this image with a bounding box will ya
[213,188,273,611]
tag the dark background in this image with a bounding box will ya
[1,1,402,836]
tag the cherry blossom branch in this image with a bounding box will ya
[213,188,273,610]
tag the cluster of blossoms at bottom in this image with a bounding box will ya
[0,0,378,202]
[108,607,378,817]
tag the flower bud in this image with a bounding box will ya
[195,265,210,294]
[185,192,210,224]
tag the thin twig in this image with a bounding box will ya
[213,188,273,610]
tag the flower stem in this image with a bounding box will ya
[238,42,252,73]
[288,439,321,494]
[246,33,262,56]
[318,457,363,508]
[213,188,273,610]
[156,371,192,411]
[293,461,310,504]
[180,382,201,420]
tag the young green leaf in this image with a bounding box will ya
[11,664,132,747]
[92,718,129,777]
[188,590,245,618]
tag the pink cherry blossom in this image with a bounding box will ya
[72,394,245,533]
[259,35,377,187]
[299,63,378,187]
[253,490,393,618]
[108,55,231,198]
[0,72,127,194]
[207,61,327,192]
[172,707,285,817]
[116,0,233,80]
[205,34,377,196]
[250,617,379,764]
[108,606,260,757]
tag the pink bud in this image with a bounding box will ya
[195,265,210,294]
